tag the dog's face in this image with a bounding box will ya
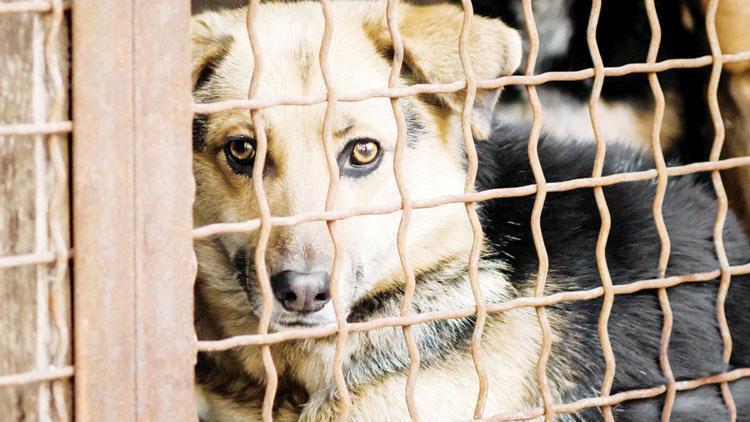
[192,2,520,331]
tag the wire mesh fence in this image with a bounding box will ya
[0,1,72,421]
[191,0,750,421]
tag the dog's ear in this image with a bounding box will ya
[366,3,522,140]
[191,12,236,91]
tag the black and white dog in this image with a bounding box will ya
[478,123,750,421]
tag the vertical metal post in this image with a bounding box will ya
[72,0,196,419]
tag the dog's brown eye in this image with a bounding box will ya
[227,136,256,163]
[224,135,258,176]
[339,138,383,178]
[350,139,379,166]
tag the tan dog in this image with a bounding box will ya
[192,3,542,420]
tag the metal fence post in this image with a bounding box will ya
[72,0,196,419]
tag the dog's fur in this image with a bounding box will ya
[191,2,750,420]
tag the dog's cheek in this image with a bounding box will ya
[353,213,402,287]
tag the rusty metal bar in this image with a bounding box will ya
[72,0,136,415]
[0,0,70,14]
[384,0,421,419]
[32,8,52,420]
[194,156,750,240]
[704,0,737,420]
[520,1,555,420]
[0,367,74,388]
[0,121,72,136]
[642,1,677,420]
[0,251,56,269]
[45,0,72,419]
[73,0,196,419]
[244,1,279,420]
[456,1,490,418]
[485,368,750,422]
[192,51,750,115]
[585,1,616,420]
[131,0,196,419]
[317,0,353,418]
[197,262,750,350]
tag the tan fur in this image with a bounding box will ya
[304,310,545,422]
[364,3,522,139]
[196,386,298,422]
[190,3,569,421]
[707,0,750,74]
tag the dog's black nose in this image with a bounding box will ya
[271,270,330,313]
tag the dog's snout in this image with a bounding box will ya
[271,270,330,313]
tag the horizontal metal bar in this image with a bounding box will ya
[0,121,72,137]
[0,250,73,270]
[0,366,74,388]
[0,251,55,269]
[197,262,750,350]
[193,51,750,114]
[194,155,750,239]
[0,0,70,14]
[485,367,750,421]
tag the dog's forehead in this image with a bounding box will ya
[221,3,391,101]
[207,4,398,146]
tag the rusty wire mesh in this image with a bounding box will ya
[191,0,750,420]
[0,1,72,421]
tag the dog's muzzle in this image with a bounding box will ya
[271,270,331,313]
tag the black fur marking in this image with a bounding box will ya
[197,352,308,413]
[232,248,247,283]
[476,123,750,418]
[195,59,217,93]
[194,35,234,92]
[233,248,257,306]
[195,352,263,406]
[193,114,209,152]
[347,259,472,323]
[343,260,497,391]
[192,35,233,152]
[402,100,425,148]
